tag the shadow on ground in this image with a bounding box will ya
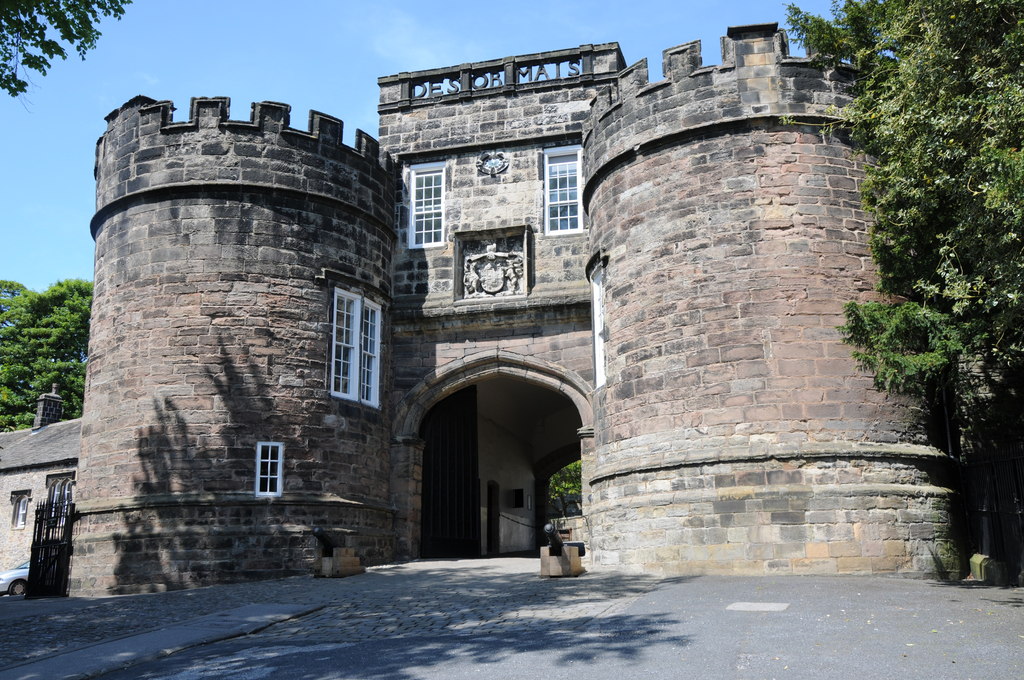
[96,561,694,680]
[929,579,1024,608]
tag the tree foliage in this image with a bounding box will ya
[547,460,582,517]
[1,0,131,97]
[787,0,1024,442]
[0,279,92,431]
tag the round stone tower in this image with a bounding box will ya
[583,25,961,577]
[74,97,395,594]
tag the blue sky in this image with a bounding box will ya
[1,0,834,292]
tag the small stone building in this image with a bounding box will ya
[70,24,963,595]
[0,389,78,568]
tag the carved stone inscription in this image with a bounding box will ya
[462,240,524,299]
[411,58,584,100]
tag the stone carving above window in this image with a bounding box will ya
[456,229,529,300]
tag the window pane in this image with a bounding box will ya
[256,443,282,496]
[332,293,358,399]
[331,289,382,407]
[412,168,444,246]
[546,152,580,232]
[360,305,380,404]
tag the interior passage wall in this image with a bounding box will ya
[478,416,535,553]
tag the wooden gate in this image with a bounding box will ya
[26,499,75,598]
[420,387,479,558]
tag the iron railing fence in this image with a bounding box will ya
[26,500,75,598]
[962,442,1024,583]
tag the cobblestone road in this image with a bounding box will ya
[0,557,660,671]
[260,559,651,646]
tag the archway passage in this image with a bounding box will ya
[419,376,583,558]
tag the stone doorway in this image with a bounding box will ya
[418,376,584,558]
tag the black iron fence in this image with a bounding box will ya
[26,500,75,598]
[961,442,1024,582]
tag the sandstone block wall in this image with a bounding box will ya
[583,25,962,576]
[379,44,624,314]
[378,49,624,554]
[71,26,971,590]
[75,97,396,595]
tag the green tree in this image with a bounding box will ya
[787,0,1024,445]
[1,0,131,97]
[547,460,582,517]
[0,280,27,316]
[0,279,92,431]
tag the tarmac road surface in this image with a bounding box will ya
[1,557,1021,680]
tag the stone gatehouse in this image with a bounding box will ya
[70,24,962,595]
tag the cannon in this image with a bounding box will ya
[312,526,335,551]
[540,523,586,577]
[543,523,586,557]
[543,523,564,553]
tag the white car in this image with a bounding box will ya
[0,561,29,596]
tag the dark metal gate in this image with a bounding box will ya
[420,387,479,558]
[962,442,1024,582]
[26,499,75,598]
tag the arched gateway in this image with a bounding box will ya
[73,26,966,595]
[389,353,593,560]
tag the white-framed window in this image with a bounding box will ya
[255,441,284,497]
[359,302,380,405]
[331,288,382,407]
[591,266,606,387]
[11,494,29,529]
[544,146,582,233]
[46,477,74,506]
[409,162,445,248]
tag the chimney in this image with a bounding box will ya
[33,384,64,429]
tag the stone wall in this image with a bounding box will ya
[0,463,76,567]
[379,43,624,314]
[378,46,623,555]
[71,26,971,590]
[75,97,396,595]
[583,25,962,576]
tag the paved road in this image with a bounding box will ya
[1,557,1022,679]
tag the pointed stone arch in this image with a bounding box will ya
[389,350,594,560]
[393,349,593,440]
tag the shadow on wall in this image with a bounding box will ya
[112,335,284,592]
[959,360,1024,448]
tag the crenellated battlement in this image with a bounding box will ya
[584,23,854,196]
[94,96,393,233]
[105,96,382,161]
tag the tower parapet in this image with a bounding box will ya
[583,26,962,578]
[585,23,852,188]
[95,96,391,232]
[75,97,396,595]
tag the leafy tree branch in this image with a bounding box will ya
[1,0,131,97]
[787,0,1024,446]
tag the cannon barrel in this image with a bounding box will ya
[312,527,335,550]
[543,523,564,553]
[543,523,586,558]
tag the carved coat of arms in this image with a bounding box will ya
[463,243,524,298]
